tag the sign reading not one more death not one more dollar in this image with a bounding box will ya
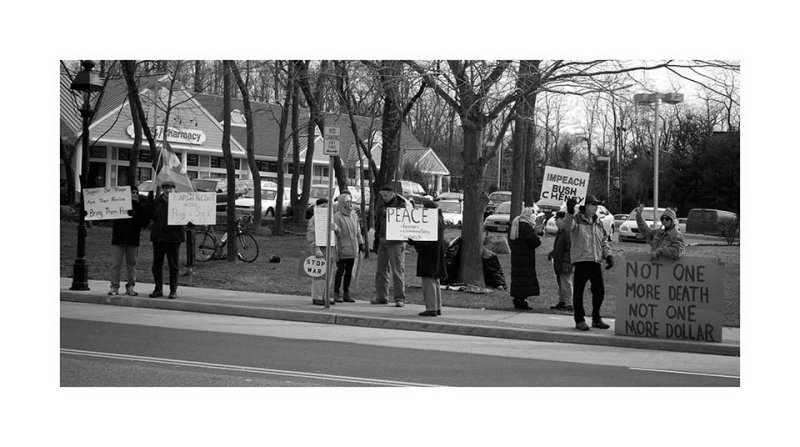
[538,166,590,207]
[385,207,438,242]
[615,252,725,342]
[167,192,217,225]
[83,186,133,221]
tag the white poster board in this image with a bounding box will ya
[313,212,336,247]
[167,192,217,225]
[385,207,437,241]
[539,166,590,207]
[83,186,132,221]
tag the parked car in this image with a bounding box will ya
[191,178,247,211]
[235,187,279,217]
[678,217,687,233]
[543,203,614,240]
[437,191,463,201]
[614,213,628,230]
[483,202,543,236]
[437,199,463,228]
[484,190,512,219]
[388,179,430,207]
[544,214,560,236]
[686,208,737,235]
[618,207,666,243]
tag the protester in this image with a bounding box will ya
[333,192,364,303]
[148,181,184,299]
[636,206,685,261]
[508,207,543,310]
[108,186,150,296]
[372,185,410,307]
[563,195,613,331]
[409,199,446,317]
[547,211,573,311]
[307,198,339,306]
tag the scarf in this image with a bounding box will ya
[509,207,536,240]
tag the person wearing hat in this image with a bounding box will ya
[563,194,613,331]
[372,184,410,307]
[547,211,573,311]
[107,185,151,296]
[508,207,544,311]
[635,205,685,261]
[332,192,364,303]
[408,199,446,316]
[306,197,340,306]
[148,180,185,299]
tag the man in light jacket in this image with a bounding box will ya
[562,195,613,331]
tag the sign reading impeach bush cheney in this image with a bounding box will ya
[615,252,724,342]
[385,208,437,242]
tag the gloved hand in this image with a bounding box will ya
[605,256,614,270]
[407,238,415,245]
[650,249,661,262]
[315,248,324,258]
[358,243,365,253]
[127,209,134,216]
[566,197,577,214]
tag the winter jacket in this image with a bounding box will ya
[149,195,184,243]
[333,205,363,260]
[508,220,541,298]
[111,198,150,247]
[636,213,685,260]
[549,228,572,274]
[411,210,446,279]
[374,193,409,245]
[562,211,611,264]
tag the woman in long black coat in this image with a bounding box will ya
[410,200,447,316]
[508,207,543,310]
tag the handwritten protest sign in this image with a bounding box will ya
[167,192,217,225]
[615,252,725,342]
[385,207,437,241]
[298,255,327,278]
[313,212,336,247]
[83,186,132,221]
[539,166,590,207]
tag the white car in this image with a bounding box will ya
[235,188,278,217]
[618,207,667,243]
[483,202,544,235]
[547,204,614,240]
[544,215,560,235]
[437,199,463,228]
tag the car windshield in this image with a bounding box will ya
[438,201,461,213]
[494,202,511,214]
[244,189,276,200]
[489,192,511,202]
[629,209,665,221]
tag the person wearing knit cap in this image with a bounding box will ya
[372,184,410,307]
[332,192,364,303]
[508,207,544,311]
[635,205,685,261]
[306,197,339,306]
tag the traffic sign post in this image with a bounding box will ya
[323,127,340,309]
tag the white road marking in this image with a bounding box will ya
[629,367,739,379]
[61,348,439,387]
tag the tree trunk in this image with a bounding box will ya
[230,60,263,230]
[194,60,204,93]
[274,61,293,235]
[459,118,486,285]
[222,61,237,261]
[290,73,304,225]
[375,61,404,189]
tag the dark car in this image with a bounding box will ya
[484,190,512,219]
[686,208,737,235]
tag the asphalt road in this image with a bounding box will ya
[60,303,738,387]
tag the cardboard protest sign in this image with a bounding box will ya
[167,192,217,225]
[313,212,336,247]
[298,255,327,278]
[615,252,725,342]
[83,186,133,221]
[385,207,437,241]
[539,166,590,207]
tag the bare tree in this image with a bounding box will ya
[221,61,238,261]
[230,60,264,230]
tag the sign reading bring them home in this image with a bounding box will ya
[83,186,133,221]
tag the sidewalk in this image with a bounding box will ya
[60,278,739,357]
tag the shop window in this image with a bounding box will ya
[118,148,130,161]
[210,156,224,168]
[187,154,199,166]
[138,151,152,163]
[256,160,268,172]
[267,161,278,172]
[90,146,107,159]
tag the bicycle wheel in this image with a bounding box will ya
[236,232,259,263]
[194,230,217,262]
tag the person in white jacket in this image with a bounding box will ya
[562,195,613,331]
[333,192,364,302]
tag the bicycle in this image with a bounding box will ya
[193,215,259,263]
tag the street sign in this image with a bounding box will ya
[324,126,340,156]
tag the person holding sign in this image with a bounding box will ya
[635,206,685,261]
[372,185,410,307]
[108,186,150,296]
[408,199,446,316]
[148,181,185,299]
[333,192,364,303]
[563,195,613,331]
[508,207,544,310]
[307,198,339,306]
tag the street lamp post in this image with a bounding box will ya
[597,155,610,205]
[70,60,105,291]
[633,92,683,223]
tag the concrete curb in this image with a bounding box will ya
[61,291,739,357]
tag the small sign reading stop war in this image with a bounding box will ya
[298,255,327,278]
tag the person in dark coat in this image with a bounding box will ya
[409,199,447,316]
[547,211,573,311]
[508,207,543,310]
[108,186,150,296]
[148,180,185,299]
